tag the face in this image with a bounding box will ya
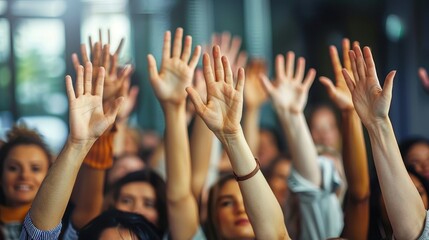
[257,130,280,167]
[99,227,136,240]
[310,108,340,150]
[405,143,429,180]
[268,160,291,207]
[216,180,254,239]
[107,156,145,185]
[115,182,158,226]
[1,144,49,207]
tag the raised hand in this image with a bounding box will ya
[260,52,316,113]
[342,46,396,128]
[418,67,429,92]
[186,46,245,138]
[244,59,268,109]
[116,77,139,121]
[71,32,131,103]
[148,28,201,107]
[319,39,355,111]
[65,62,123,144]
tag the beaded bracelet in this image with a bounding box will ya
[233,158,261,181]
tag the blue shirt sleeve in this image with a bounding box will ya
[19,212,62,240]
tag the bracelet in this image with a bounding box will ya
[233,158,261,181]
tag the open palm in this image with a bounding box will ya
[148,28,201,106]
[66,62,123,144]
[186,46,245,137]
[260,52,316,113]
[342,46,396,128]
[320,39,354,111]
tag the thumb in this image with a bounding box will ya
[382,70,396,98]
[105,97,125,124]
[186,87,206,117]
[319,76,336,94]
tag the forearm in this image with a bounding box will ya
[341,110,369,239]
[341,110,369,199]
[278,110,320,186]
[163,103,199,239]
[243,107,260,155]
[30,139,95,230]
[367,118,426,240]
[221,130,289,240]
[71,166,105,229]
[190,115,213,200]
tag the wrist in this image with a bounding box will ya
[216,128,244,147]
[365,117,391,134]
[161,101,186,113]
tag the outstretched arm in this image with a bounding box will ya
[320,39,370,239]
[260,52,319,186]
[187,46,289,240]
[343,45,425,240]
[147,28,201,240]
[28,63,123,230]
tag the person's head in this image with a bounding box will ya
[78,209,161,240]
[400,137,429,180]
[107,154,145,186]
[308,104,341,151]
[206,174,254,240]
[0,125,51,207]
[263,155,292,207]
[112,170,167,234]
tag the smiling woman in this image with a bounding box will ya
[0,125,52,240]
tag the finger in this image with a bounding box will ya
[319,76,336,95]
[71,53,81,73]
[211,33,220,46]
[259,73,274,94]
[342,68,356,92]
[128,86,139,105]
[382,70,396,99]
[342,38,352,71]
[302,68,316,90]
[81,44,90,64]
[363,46,378,80]
[349,50,359,83]
[236,51,248,69]
[294,57,305,82]
[229,36,242,63]
[329,45,343,80]
[189,45,201,70]
[115,38,125,56]
[84,62,93,94]
[202,53,215,84]
[235,67,245,93]
[88,36,93,56]
[65,75,76,101]
[220,32,231,54]
[285,51,295,79]
[147,54,159,84]
[275,54,285,82]
[186,87,206,117]
[222,56,233,85]
[108,29,111,45]
[161,31,171,64]
[99,28,103,46]
[172,28,183,58]
[76,65,84,96]
[105,97,125,124]
[354,45,367,83]
[93,42,102,67]
[94,67,105,96]
[102,44,111,72]
[181,35,192,62]
[213,46,224,82]
[110,54,119,76]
